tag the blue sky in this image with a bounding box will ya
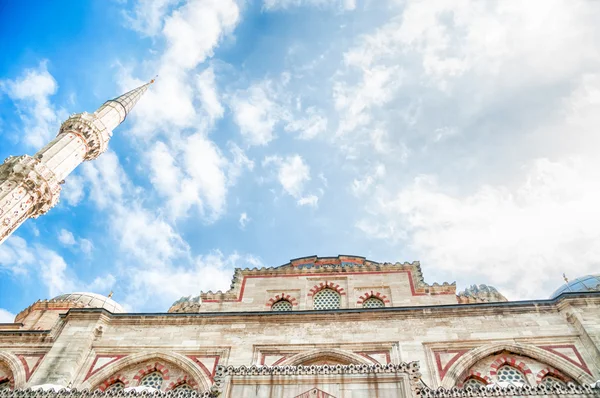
[1,0,600,318]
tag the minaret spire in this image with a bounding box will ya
[0,80,153,244]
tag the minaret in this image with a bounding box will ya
[0,80,154,244]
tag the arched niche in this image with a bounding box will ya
[83,351,211,392]
[441,342,595,388]
[279,349,372,366]
[0,352,26,389]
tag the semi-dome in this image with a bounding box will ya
[550,274,600,299]
[51,292,125,313]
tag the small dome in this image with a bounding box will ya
[550,274,600,299]
[52,292,125,313]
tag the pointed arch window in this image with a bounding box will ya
[496,365,527,385]
[313,288,340,310]
[541,375,567,389]
[362,297,384,308]
[105,382,124,392]
[463,378,486,389]
[271,300,292,311]
[174,384,194,392]
[140,371,163,389]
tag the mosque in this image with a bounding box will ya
[1,85,599,397]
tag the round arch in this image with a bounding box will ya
[441,342,595,388]
[0,351,26,389]
[278,349,372,366]
[82,351,211,391]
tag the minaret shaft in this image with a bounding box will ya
[0,81,152,244]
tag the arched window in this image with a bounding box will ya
[271,300,292,311]
[105,382,125,392]
[496,365,527,385]
[140,371,163,389]
[463,378,485,389]
[313,288,341,310]
[0,379,10,390]
[541,375,567,389]
[362,297,384,308]
[174,384,194,392]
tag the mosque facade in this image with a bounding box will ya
[0,255,599,398]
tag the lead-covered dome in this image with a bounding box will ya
[550,274,600,298]
[51,292,125,313]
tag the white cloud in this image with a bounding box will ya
[79,239,94,254]
[122,250,262,310]
[58,229,76,245]
[0,60,64,148]
[297,195,318,207]
[277,155,311,198]
[239,212,250,229]
[357,157,600,300]
[263,0,356,11]
[0,309,15,323]
[120,0,240,138]
[351,163,385,196]
[123,0,179,36]
[147,135,229,220]
[61,174,85,206]
[196,66,224,123]
[284,107,328,140]
[0,236,108,298]
[230,82,281,146]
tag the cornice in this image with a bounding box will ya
[54,291,600,327]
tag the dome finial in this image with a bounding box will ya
[107,290,114,299]
[563,273,569,283]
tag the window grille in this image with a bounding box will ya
[313,288,341,310]
[105,382,124,392]
[362,297,385,308]
[0,380,10,390]
[271,300,292,311]
[463,378,485,389]
[496,365,527,384]
[541,375,567,389]
[174,384,194,391]
[140,371,163,389]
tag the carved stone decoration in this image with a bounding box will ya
[457,284,508,304]
[294,387,336,398]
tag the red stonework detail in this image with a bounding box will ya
[166,374,198,391]
[132,362,170,384]
[307,281,346,297]
[97,375,130,391]
[356,351,391,364]
[536,367,570,384]
[356,291,390,305]
[434,350,468,380]
[458,371,492,387]
[538,345,592,375]
[85,355,127,381]
[266,293,298,307]
[187,355,220,382]
[489,356,532,376]
[16,354,45,381]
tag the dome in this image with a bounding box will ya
[51,292,125,313]
[550,274,600,299]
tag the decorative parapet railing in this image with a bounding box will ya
[420,384,600,397]
[3,364,597,398]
